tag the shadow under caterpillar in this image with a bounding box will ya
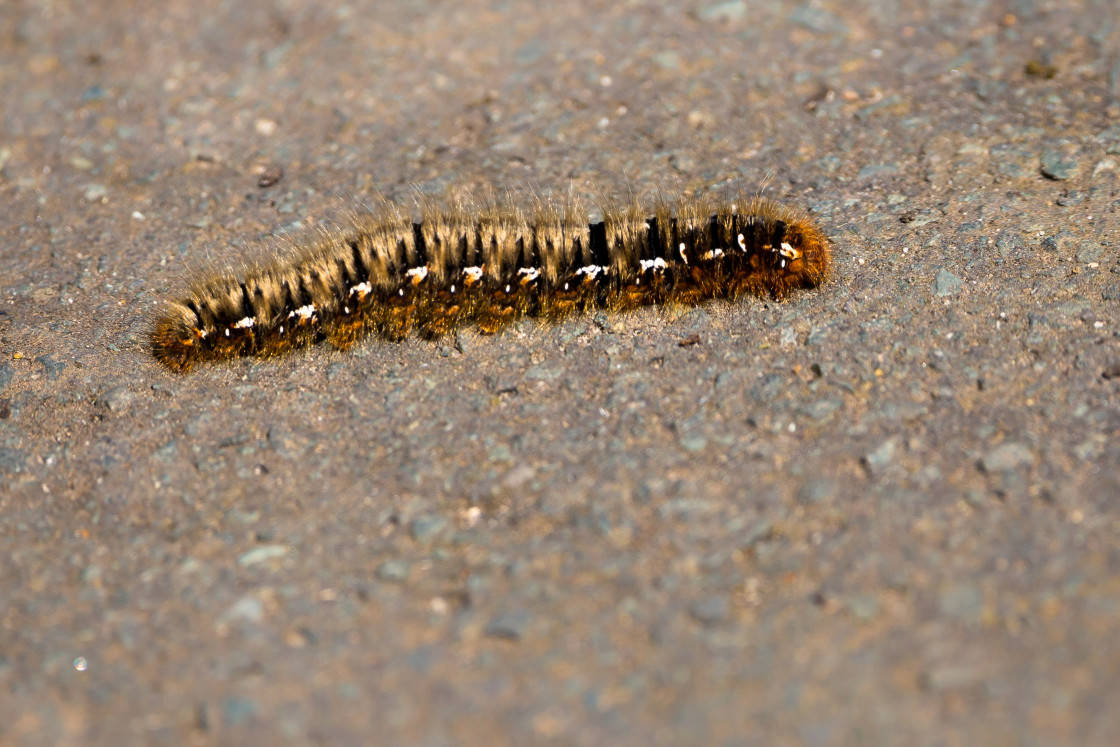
[151,192,831,371]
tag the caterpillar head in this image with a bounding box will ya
[745,218,830,300]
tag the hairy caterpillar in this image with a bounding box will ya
[151,192,831,371]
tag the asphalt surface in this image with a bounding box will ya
[2,0,1120,744]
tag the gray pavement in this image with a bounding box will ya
[2,0,1119,743]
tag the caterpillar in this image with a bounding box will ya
[150,192,831,372]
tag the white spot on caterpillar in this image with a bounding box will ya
[344,306,350,314]
[564,282,569,291]
[398,288,405,297]
[679,243,688,264]
[518,267,540,283]
[279,326,284,334]
[224,328,230,337]
[232,316,255,329]
[639,257,667,272]
[505,284,511,293]
[702,248,724,260]
[406,266,429,284]
[779,242,801,260]
[737,233,746,251]
[780,259,787,268]
[450,284,456,294]
[288,304,315,321]
[350,281,372,297]
[197,328,208,339]
[463,266,483,282]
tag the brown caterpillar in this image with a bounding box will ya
[151,192,831,372]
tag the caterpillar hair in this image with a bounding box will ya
[150,191,831,371]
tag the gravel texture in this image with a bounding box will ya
[2,0,1120,744]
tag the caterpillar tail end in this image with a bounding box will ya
[150,303,202,373]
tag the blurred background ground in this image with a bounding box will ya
[2,0,1120,743]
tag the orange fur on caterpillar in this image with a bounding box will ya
[150,192,831,372]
